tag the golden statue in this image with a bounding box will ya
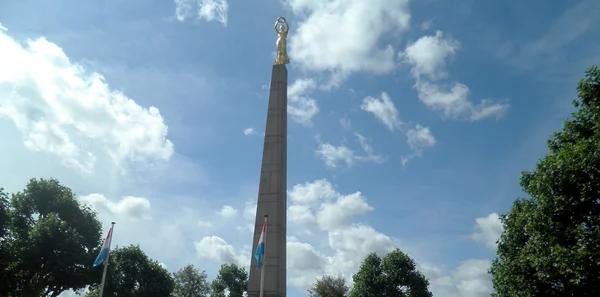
[274,17,290,65]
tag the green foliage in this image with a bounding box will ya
[210,264,248,297]
[349,249,432,297]
[490,66,600,296]
[172,264,210,297]
[308,275,349,297]
[0,188,8,237]
[0,188,11,294]
[1,179,103,297]
[86,245,175,297]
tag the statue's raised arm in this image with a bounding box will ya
[274,16,290,65]
[280,17,289,34]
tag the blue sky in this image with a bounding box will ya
[1,0,599,296]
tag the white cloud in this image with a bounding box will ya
[80,194,152,220]
[316,143,355,168]
[288,204,317,230]
[361,92,403,132]
[288,180,374,233]
[217,205,238,218]
[317,192,373,230]
[401,31,459,81]
[0,29,174,174]
[316,134,385,169]
[288,0,410,78]
[402,124,437,165]
[401,31,510,121]
[424,259,493,297]
[415,81,509,121]
[243,127,256,136]
[195,236,248,267]
[288,179,337,204]
[288,78,320,125]
[174,0,229,26]
[470,213,503,251]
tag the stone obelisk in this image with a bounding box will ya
[247,17,290,297]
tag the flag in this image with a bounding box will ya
[254,218,267,269]
[94,227,113,267]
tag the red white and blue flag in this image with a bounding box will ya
[93,226,113,267]
[254,218,267,269]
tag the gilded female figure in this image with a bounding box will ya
[274,17,290,65]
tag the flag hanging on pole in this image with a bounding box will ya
[94,225,114,267]
[254,217,267,269]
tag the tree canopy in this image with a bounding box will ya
[0,178,103,297]
[172,264,211,297]
[308,275,349,297]
[350,249,432,297]
[86,245,174,297]
[210,263,248,297]
[490,66,600,296]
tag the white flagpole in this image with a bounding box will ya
[260,215,268,297]
[99,222,115,297]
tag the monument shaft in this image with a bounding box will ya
[248,64,287,297]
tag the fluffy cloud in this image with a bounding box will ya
[402,124,437,165]
[243,127,256,135]
[288,179,337,204]
[401,31,460,81]
[288,78,320,125]
[217,205,238,218]
[401,31,510,121]
[470,213,504,251]
[406,125,437,153]
[316,143,355,168]
[361,92,403,132]
[316,133,385,169]
[174,0,229,26]
[288,0,410,78]
[414,81,509,121]
[0,30,173,174]
[80,194,151,220]
[195,236,249,268]
[424,259,493,297]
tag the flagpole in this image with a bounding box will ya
[99,222,115,297]
[260,215,267,297]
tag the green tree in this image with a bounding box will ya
[210,264,248,297]
[172,264,210,297]
[86,245,174,297]
[0,188,11,295]
[308,275,349,297]
[350,249,432,297]
[490,66,600,296]
[1,178,103,297]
